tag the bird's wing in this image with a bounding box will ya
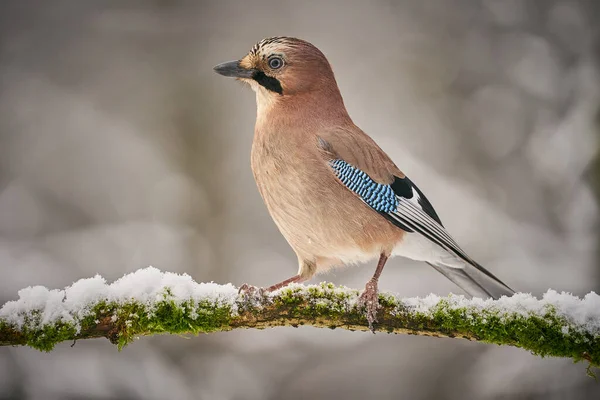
[317,136,514,299]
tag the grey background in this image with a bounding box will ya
[1,1,599,399]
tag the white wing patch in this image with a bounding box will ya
[408,187,421,205]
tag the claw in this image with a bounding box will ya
[238,283,265,308]
[238,283,259,295]
[358,279,380,331]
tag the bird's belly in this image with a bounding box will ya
[255,163,404,269]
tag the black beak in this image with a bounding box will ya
[213,60,255,78]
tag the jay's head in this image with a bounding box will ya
[213,37,337,99]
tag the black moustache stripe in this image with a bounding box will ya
[252,71,283,95]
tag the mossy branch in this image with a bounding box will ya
[0,268,598,371]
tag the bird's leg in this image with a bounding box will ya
[358,253,389,330]
[265,259,314,291]
[238,275,304,296]
[266,275,304,292]
[239,260,313,297]
[238,275,302,307]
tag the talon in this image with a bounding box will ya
[358,279,380,331]
[237,283,266,309]
[238,283,257,295]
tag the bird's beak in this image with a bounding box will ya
[213,60,255,78]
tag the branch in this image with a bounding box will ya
[1,268,599,369]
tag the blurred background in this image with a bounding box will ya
[0,0,599,399]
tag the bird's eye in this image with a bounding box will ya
[268,57,283,69]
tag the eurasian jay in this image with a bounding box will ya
[214,37,514,325]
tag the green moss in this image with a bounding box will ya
[4,318,78,352]
[0,288,235,351]
[271,283,362,323]
[416,301,599,366]
[111,296,234,349]
[378,293,399,309]
[1,283,598,370]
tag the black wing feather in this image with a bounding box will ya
[390,176,442,226]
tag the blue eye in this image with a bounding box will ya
[268,57,283,69]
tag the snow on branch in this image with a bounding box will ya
[0,267,599,369]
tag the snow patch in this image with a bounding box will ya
[403,290,600,335]
[0,266,238,331]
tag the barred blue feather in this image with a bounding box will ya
[328,158,514,298]
[329,159,398,213]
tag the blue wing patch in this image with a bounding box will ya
[328,158,514,296]
[329,159,398,213]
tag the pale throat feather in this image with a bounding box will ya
[246,80,278,119]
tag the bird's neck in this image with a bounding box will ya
[255,87,352,133]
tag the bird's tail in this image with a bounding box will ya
[427,260,514,300]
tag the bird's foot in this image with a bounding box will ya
[358,278,380,331]
[238,283,266,307]
[238,283,260,295]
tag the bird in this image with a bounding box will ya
[213,36,514,326]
